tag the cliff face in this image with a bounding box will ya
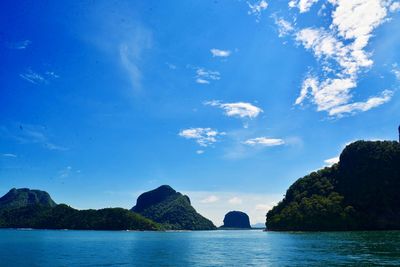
[222,211,251,229]
[0,188,56,212]
[132,185,216,230]
[266,141,400,231]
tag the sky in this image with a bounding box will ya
[1,0,400,226]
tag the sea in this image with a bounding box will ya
[0,229,399,266]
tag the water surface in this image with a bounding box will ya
[1,229,399,266]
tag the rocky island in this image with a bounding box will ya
[0,185,216,231]
[131,185,216,230]
[0,188,160,230]
[266,141,400,231]
[220,211,251,229]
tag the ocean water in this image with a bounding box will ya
[0,229,399,266]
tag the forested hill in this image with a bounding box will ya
[132,185,216,230]
[266,141,400,231]
[0,188,56,212]
[0,188,161,231]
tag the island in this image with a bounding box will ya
[220,211,251,229]
[131,185,216,230]
[266,141,400,231]
[0,185,216,231]
[0,188,161,231]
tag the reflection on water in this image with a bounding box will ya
[0,229,399,266]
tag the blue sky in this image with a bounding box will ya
[1,0,400,225]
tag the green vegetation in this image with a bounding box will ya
[0,188,161,230]
[266,141,400,231]
[132,185,216,230]
[0,188,56,212]
[0,204,161,230]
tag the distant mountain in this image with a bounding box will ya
[0,188,56,212]
[0,188,161,231]
[266,141,400,231]
[131,185,216,230]
[251,223,266,229]
[220,211,251,229]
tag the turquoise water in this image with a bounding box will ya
[1,229,400,266]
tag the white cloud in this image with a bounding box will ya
[179,128,225,147]
[20,70,47,84]
[195,68,220,84]
[196,78,210,84]
[119,26,152,92]
[390,1,400,12]
[247,0,268,21]
[392,64,400,80]
[289,0,319,13]
[20,69,59,85]
[196,150,205,154]
[243,137,285,146]
[2,153,17,158]
[292,0,395,116]
[45,71,60,79]
[210,48,231,57]
[205,100,263,119]
[200,195,219,203]
[324,156,339,166]
[8,40,31,50]
[255,203,273,211]
[2,124,67,151]
[228,197,243,205]
[328,90,393,116]
[295,76,357,112]
[59,166,72,179]
[272,15,294,37]
[166,62,177,70]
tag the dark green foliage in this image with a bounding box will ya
[0,204,161,231]
[221,211,251,229]
[0,188,161,230]
[132,185,216,230]
[267,141,400,231]
[0,188,56,212]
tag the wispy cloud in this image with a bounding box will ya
[195,68,220,84]
[179,128,225,147]
[392,64,400,80]
[20,70,47,84]
[272,15,294,37]
[228,197,243,205]
[2,153,17,158]
[200,195,219,203]
[247,0,268,22]
[7,40,31,49]
[58,166,72,179]
[210,48,231,57]
[204,100,263,120]
[0,124,67,151]
[166,62,177,70]
[20,69,59,84]
[243,137,285,147]
[328,90,393,116]
[390,1,400,12]
[119,26,152,91]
